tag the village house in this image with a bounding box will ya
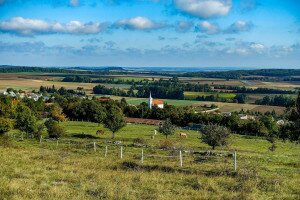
[238,114,255,120]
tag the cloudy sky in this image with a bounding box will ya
[0,0,299,68]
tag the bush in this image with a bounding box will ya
[45,119,65,139]
[133,137,147,145]
[158,140,175,150]
[0,118,13,135]
[0,134,13,147]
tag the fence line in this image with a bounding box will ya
[14,137,237,171]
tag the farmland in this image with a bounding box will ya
[0,72,293,115]
[1,121,299,199]
[0,68,299,200]
[0,73,131,93]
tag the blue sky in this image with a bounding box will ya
[0,0,299,68]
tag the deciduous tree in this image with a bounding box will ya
[200,124,231,150]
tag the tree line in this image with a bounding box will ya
[255,95,296,107]
[0,86,299,143]
[183,69,300,79]
[213,85,296,94]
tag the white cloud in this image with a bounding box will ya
[0,17,107,36]
[250,43,265,53]
[225,20,253,33]
[197,21,220,34]
[115,16,166,30]
[174,0,232,18]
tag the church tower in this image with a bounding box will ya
[148,92,153,109]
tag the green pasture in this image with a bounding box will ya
[0,121,299,199]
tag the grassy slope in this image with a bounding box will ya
[0,121,299,199]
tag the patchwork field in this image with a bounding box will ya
[0,74,131,93]
[246,81,300,90]
[1,121,299,199]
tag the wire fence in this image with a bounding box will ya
[10,134,238,172]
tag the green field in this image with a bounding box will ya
[184,92,236,100]
[1,121,299,199]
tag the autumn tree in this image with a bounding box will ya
[49,104,66,122]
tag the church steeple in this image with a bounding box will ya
[148,92,153,109]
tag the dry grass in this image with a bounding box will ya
[0,122,299,199]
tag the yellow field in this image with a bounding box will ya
[0,74,130,94]
[246,81,300,90]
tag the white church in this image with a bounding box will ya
[148,92,164,109]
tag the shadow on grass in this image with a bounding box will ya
[72,133,99,139]
[120,161,236,177]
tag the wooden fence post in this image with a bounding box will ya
[234,150,237,172]
[179,150,183,167]
[105,146,108,157]
[141,149,144,164]
[120,146,123,159]
[56,140,59,148]
[93,142,96,152]
[39,135,42,144]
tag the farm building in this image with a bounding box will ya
[148,92,164,109]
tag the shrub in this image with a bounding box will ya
[45,119,65,139]
[0,134,13,147]
[158,140,175,150]
[0,118,13,135]
[133,137,147,145]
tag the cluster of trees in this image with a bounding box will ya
[0,66,119,75]
[0,92,127,139]
[278,93,300,142]
[255,95,296,107]
[183,69,300,79]
[0,66,83,74]
[121,100,279,138]
[93,85,128,97]
[39,85,85,96]
[93,77,212,100]
[63,75,147,85]
[0,94,69,139]
[214,85,295,94]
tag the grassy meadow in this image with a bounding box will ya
[0,121,299,199]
